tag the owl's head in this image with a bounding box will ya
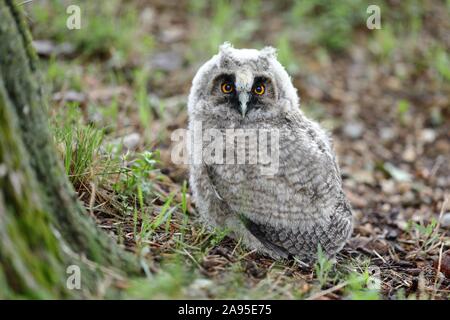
[188,43,299,124]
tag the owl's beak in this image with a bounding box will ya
[238,92,250,118]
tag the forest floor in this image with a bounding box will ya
[25,0,449,299]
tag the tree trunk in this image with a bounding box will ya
[0,0,140,298]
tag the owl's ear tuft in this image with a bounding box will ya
[260,46,277,59]
[219,42,234,55]
[218,42,234,68]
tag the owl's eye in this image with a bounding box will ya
[253,84,265,95]
[221,82,234,94]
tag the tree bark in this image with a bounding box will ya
[0,0,140,298]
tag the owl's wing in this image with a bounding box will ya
[239,192,353,259]
[278,112,343,209]
[239,213,290,259]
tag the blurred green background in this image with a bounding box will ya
[25,0,449,144]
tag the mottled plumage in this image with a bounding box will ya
[188,43,353,261]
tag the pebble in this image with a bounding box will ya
[380,127,396,141]
[32,40,75,57]
[420,129,436,143]
[343,121,364,139]
[52,90,86,103]
[122,133,141,150]
[441,212,450,228]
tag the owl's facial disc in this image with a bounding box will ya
[212,71,274,118]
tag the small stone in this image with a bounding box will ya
[380,127,396,141]
[185,278,215,297]
[343,121,364,139]
[122,133,141,150]
[402,145,416,162]
[402,191,416,204]
[32,40,75,57]
[396,220,409,231]
[352,170,375,185]
[32,40,55,56]
[139,7,155,30]
[441,213,450,228]
[381,180,396,194]
[52,90,86,103]
[190,278,213,290]
[420,129,436,143]
[159,27,185,43]
[386,229,399,240]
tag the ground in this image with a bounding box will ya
[23,0,449,299]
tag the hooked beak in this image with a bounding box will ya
[238,92,250,118]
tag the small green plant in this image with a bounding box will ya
[344,270,380,300]
[180,181,190,237]
[181,180,188,216]
[52,103,104,188]
[210,227,230,247]
[190,225,230,253]
[314,245,335,288]
[115,151,158,197]
[134,70,152,132]
[406,217,443,259]
[431,46,450,82]
[412,218,438,238]
[135,193,177,248]
[153,193,176,233]
[396,99,411,125]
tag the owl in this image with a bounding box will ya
[187,43,353,262]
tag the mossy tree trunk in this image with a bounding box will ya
[0,0,140,298]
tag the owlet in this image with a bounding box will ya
[187,43,353,262]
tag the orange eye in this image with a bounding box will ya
[221,82,234,94]
[253,84,265,95]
